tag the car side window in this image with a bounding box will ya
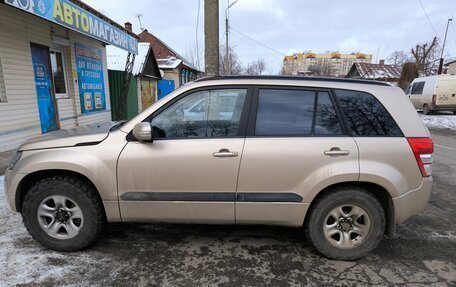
[151,89,247,138]
[255,89,316,135]
[334,89,403,137]
[411,82,425,95]
[314,92,343,135]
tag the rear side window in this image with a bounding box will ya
[254,89,344,136]
[255,89,315,135]
[411,82,425,95]
[334,89,402,137]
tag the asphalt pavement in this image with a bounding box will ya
[0,129,455,286]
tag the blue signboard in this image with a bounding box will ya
[75,43,106,114]
[31,44,59,133]
[4,0,138,54]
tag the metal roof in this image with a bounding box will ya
[156,58,182,69]
[106,43,151,76]
[352,63,402,79]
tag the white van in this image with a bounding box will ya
[407,74,456,115]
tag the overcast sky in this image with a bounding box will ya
[83,0,456,74]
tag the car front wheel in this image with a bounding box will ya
[22,175,105,251]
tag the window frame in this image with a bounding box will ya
[49,47,70,99]
[128,84,404,140]
[246,85,350,137]
[130,85,254,141]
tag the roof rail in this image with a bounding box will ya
[193,75,390,86]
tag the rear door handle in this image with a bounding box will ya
[324,147,350,156]
[213,149,238,158]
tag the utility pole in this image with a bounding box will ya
[438,18,452,74]
[204,0,219,76]
[225,0,237,75]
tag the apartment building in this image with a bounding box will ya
[283,52,373,77]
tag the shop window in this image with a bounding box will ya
[50,50,69,99]
[0,57,6,102]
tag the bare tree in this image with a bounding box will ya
[308,62,332,76]
[256,59,267,75]
[387,50,411,68]
[245,59,268,75]
[219,45,243,75]
[245,62,258,75]
[411,37,440,76]
[183,42,204,71]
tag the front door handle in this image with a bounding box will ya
[213,149,238,158]
[324,147,350,156]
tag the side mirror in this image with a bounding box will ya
[132,122,153,142]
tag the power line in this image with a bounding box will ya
[418,0,439,38]
[229,32,284,60]
[229,26,286,57]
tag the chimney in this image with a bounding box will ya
[124,22,132,32]
[379,59,385,65]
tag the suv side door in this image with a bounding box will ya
[236,87,359,226]
[117,86,252,223]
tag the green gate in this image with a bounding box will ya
[108,70,138,120]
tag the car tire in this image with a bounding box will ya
[22,175,105,252]
[306,186,385,260]
[423,104,430,115]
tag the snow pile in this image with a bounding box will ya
[420,114,456,131]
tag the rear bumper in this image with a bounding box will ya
[392,177,432,224]
[430,104,456,111]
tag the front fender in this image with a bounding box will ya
[14,148,116,201]
[8,131,127,221]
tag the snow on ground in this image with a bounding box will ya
[0,176,81,286]
[420,113,456,131]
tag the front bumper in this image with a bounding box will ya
[393,177,433,224]
[4,168,25,212]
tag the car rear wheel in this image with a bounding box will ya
[22,175,105,251]
[307,186,385,260]
[423,104,430,115]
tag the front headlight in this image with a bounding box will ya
[8,151,22,170]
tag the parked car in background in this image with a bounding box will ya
[407,74,456,115]
[4,76,433,260]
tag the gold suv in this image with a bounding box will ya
[4,76,433,260]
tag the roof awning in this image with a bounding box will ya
[3,0,138,54]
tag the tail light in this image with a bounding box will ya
[432,94,436,104]
[407,137,434,177]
